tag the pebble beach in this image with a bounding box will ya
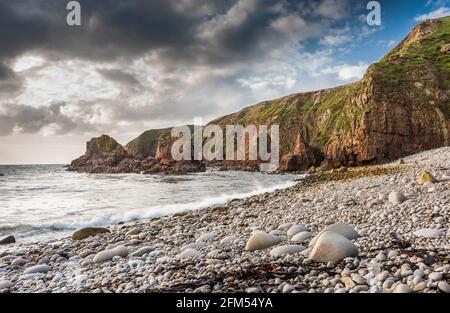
[0,147,449,293]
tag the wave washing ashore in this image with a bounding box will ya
[0,147,449,293]
[0,168,300,242]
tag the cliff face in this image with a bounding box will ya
[125,128,169,159]
[69,17,450,173]
[210,17,450,170]
[68,134,205,174]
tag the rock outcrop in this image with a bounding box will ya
[210,17,450,171]
[70,17,450,174]
[68,134,205,175]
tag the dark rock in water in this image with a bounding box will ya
[68,134,205,175]
[0,173,4,176]
[72,227,110,240]
[0,235,16,245]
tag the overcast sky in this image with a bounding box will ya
[0,0,449,164]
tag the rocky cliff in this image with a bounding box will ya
[210,16,450,170]
[68,134,204,174]
[69,17,450,173]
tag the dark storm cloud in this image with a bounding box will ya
[0,0,365,137]
[0,0,224,63]
[0,0,357,65]
[0,102,82,135]
[0,63,23,96]
[97,68,141,88]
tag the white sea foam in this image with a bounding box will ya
[0,165,303,241]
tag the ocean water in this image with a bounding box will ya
[0,165,302,242]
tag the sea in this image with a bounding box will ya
[0,165,302,242]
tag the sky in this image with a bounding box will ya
[0,0,449,164]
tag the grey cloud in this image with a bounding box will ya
[96,68,142,92]
[0,0,368,138]
[0,0,360,66]
[0,102,82,135]
[0,63,23,96]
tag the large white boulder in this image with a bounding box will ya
[286,225,309,236]
[309,231,358,262]
[309,222,359,247]
[270,245,306,257]
[244,231,281,252]
[291,231,312,242]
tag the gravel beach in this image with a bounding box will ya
[0,147,449,293]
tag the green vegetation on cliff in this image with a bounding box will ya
[125,128,169,159]
[210,16,450,157]
[88,17,449,169]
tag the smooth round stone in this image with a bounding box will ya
[393,284,413,293]
[79,249,94,258]
[220,235,241,244]
[281,283,294,293]
[245,287,262,293]
[377,271,390,282]
[351,273,365,285]
[71,227,110,240]
[277,223,293,230]
[93,245,129,263]
[286,225,308,236]
[128,259,145,268]
[428,272,443,281]
[206,249,222,258]
[309,231,358,263]
[24,264,51,274]
[413,228,442,238]
[383,279,395,290]
[0,280,13,289]
[309,223,359,247]
[11,257,27,266]
[270,245,306,257]
[0,235,16,245]
[244,231,281,252]
[351,285,369,293]
[177,248,202,259]
[414,282,427,292]
[130,246,153,257]
[291,231,312,242]
[195,231,219,243]
[438,281,450,293]
[412,276,424,285]
[181,242,205,251]
[81,259,93,266]
[388,191,406,204]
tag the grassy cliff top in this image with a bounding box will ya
[210,16,450,144]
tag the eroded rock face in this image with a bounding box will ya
[69,18,450,173]
[210,18,450,171]
[68,134,205,174]
[280,135,319,171]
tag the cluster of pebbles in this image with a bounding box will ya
[0,147,449,293]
